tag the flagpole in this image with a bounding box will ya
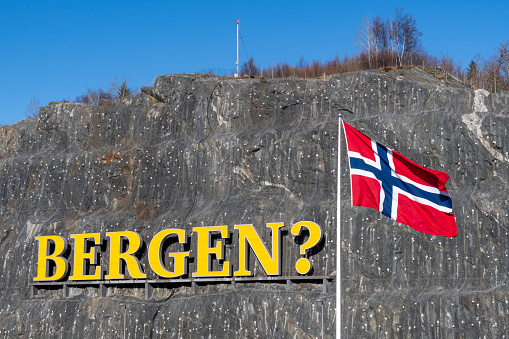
[337,114,342,339]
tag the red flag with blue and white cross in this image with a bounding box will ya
[342,121,457,237]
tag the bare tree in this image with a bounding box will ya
[356,12,374,68]
[439,51,455,74]
[74,88,112,105]
[392,8,422,66]
[474,53,486,89]
[356,9,422,68]
[401,11,422,65]
[389,12,399,66]
[240,56,259,77]
[497,42,509,89]
[372,16,388,67]
[296,56,307,69]
[25,96,40,118]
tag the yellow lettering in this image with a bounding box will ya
[105,231,146,279]
[148,229,189,278]
[33,236,68,281]
[291,221,323,274]
[192,226,230,277]
[69,233,101,280]
[234,223,283,276]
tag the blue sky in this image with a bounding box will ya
[1,0,507,125]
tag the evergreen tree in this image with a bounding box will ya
[466,60,477,83]
[117,80,131,100]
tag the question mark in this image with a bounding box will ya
[291,221,323,274]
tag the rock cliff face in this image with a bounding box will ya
[0,69,508,338]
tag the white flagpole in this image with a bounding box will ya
[337,114,342,339]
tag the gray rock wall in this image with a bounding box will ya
[0,69,508,338]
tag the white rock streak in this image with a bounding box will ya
[461,90,508,163]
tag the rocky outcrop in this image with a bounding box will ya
[0,68,508,338]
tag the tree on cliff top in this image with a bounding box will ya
[393,8,422,66]
[110,77,134,101]
[356,12,374,68]
[467,60,478,85]
[497,42,509,89]
[241,56,259,77]
[117,80,131,99]
[74,88,112,105]
[356,8,422,68]
[24,96,40,118]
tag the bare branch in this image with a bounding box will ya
[25,96,40,119]
[356,12,374,68]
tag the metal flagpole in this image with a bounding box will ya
[236,19,239,77]
[337,114,342,339]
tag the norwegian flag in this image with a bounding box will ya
[342,121,457,237]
